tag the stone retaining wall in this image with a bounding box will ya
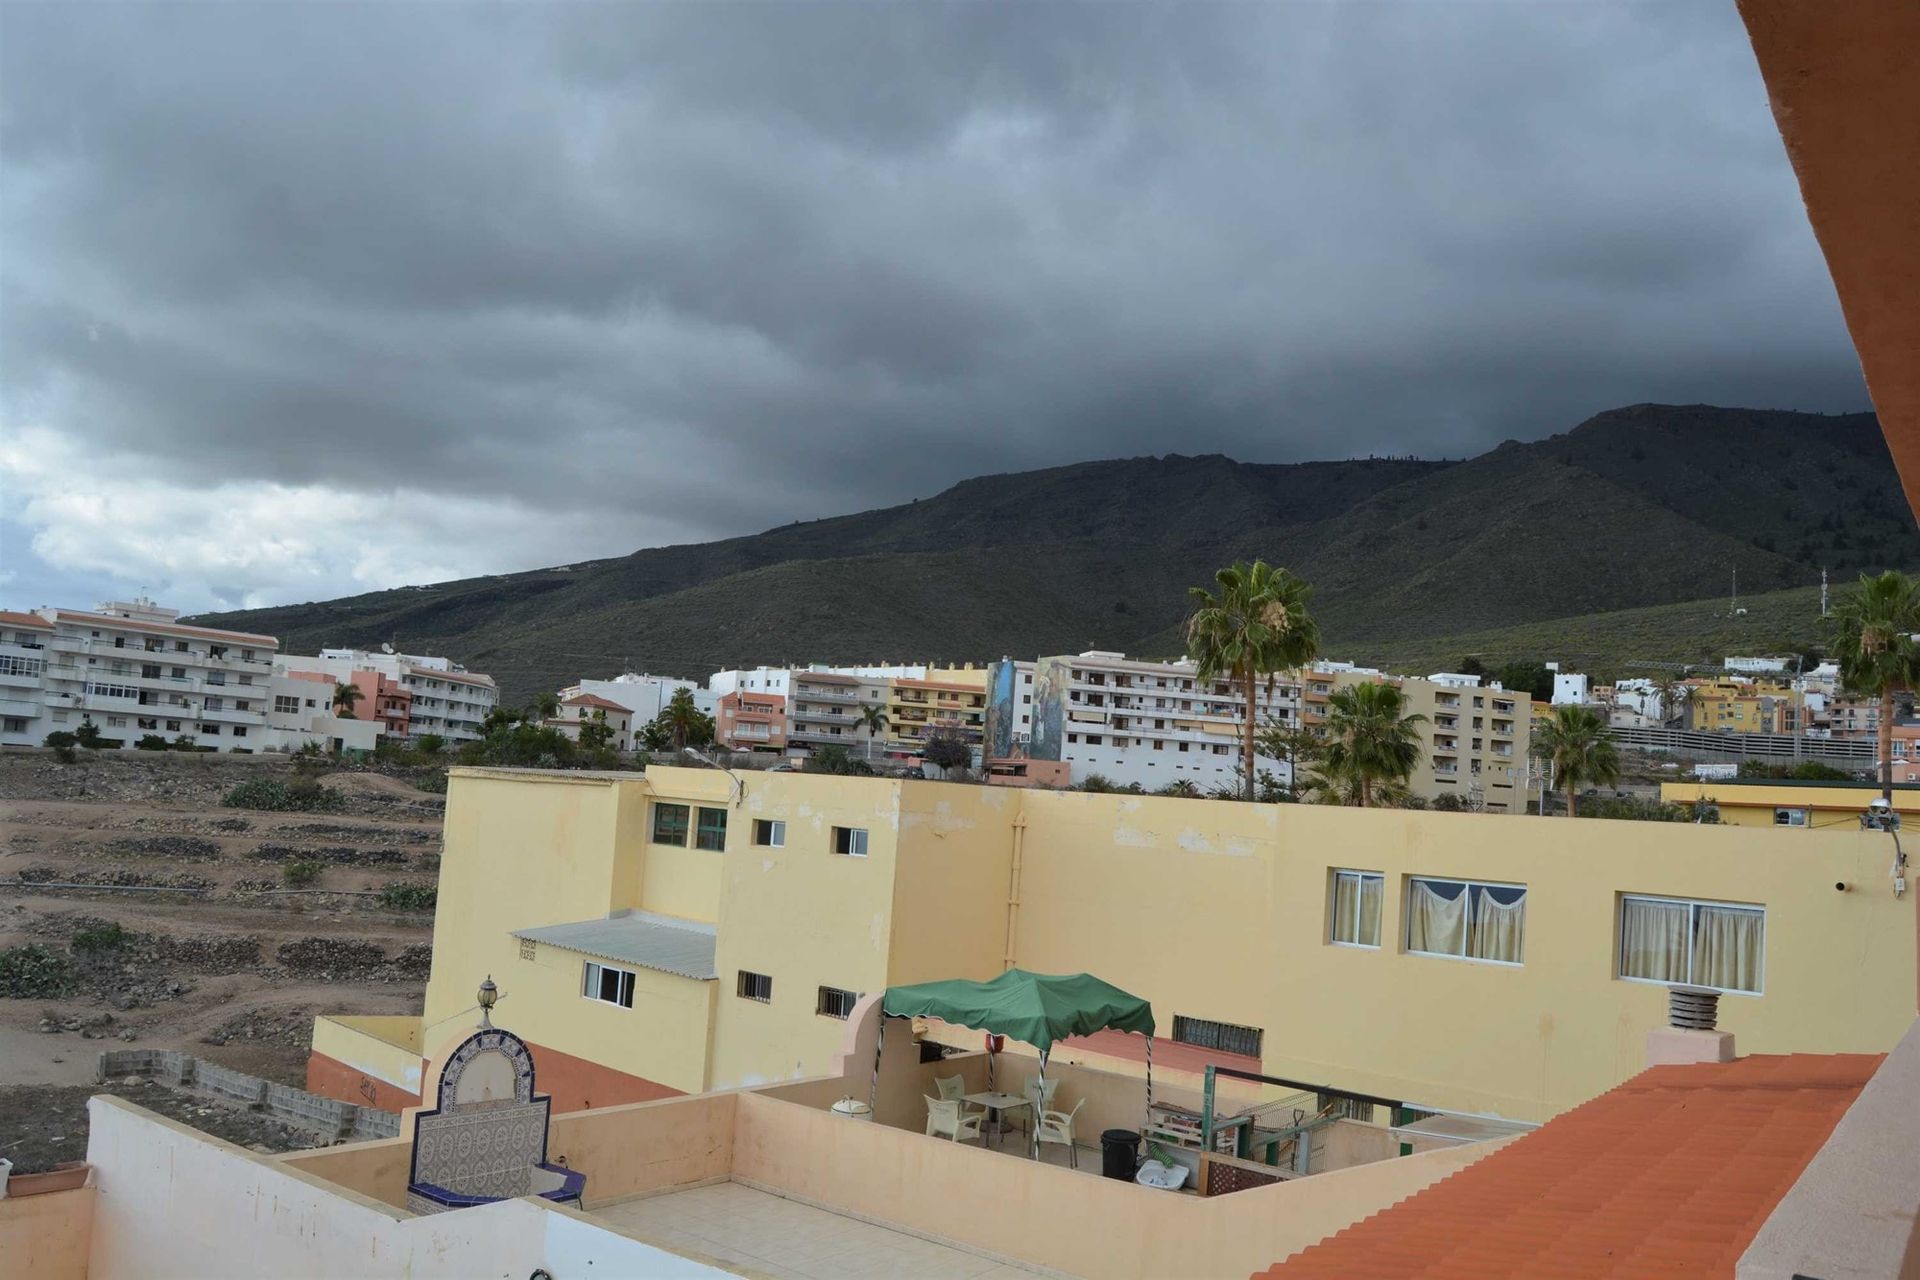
[97,1049,400,1140]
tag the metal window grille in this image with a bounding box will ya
[1172,1015,1263,1059]
[816,986,858,1019]
[738,971,773,1002]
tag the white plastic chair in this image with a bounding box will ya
[1015,1076,1059,1136]
[1034,1097,1086,1167]
[925,1096,985,1144]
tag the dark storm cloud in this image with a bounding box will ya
[0,0,1869,608]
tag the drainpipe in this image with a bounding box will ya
[1003,809,1027,971]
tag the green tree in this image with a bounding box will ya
[73,719,105,749]
[656,688,713,751]
[1186,561,1320,800]
[855,703,891,760]
[1535,705,1621,817]
[637,717,671,753]
[416,733,446,755]
[333,681,364,719]
[531,691,561,722]
[577,710,615,752]
[921,729,971,773]
[1830,570,1920,801]
[1155,779,1202,798]
[1255,716,1322,802]
[1314,682,1426,808]
[1494,661,1554,702]
[803,745,874,776]
[43,730,78,763]
[1650,675,1689,727]
[480,706,524,735]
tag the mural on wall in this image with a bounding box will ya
[1026,657,1072,764]
[984,660,1020,759]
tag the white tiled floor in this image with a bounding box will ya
[594,1181,1047,1279]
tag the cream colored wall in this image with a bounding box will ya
[730,1090,1501,1280]
[705,771,906,1088]
[311,1016,424,1094]
[0,1185,93,1280]
[1662,781,1920,830]
[888,782,1017,984]
[633,767,734,921]
[82,1097,732,1279]
[424,770,632,1032]
[1012,794,1917,1120]
[546,1091,738,1207]
[277,1134,415,1208]
[505,936,715,1094]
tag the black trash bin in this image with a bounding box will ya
[1100,1128,1140,1181]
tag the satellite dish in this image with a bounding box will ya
[381,642,395,654]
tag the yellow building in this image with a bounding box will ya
[1685,678,1798,735]
[1391,678,1530,812]
[1660,779,1920,831]
[313,766,1917,1125]
[886,676,987,748]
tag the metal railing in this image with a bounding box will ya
[1611,724,1877,764]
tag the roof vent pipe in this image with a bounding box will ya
[1669,985,1721,1031]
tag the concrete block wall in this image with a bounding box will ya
[96,1050,399,1140]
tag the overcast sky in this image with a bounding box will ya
[0,2,1868,614]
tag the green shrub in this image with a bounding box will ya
[283,860,325,887]
[416,734,445,755]
[135,734,171,751]
[0,945,76,998]
[223,777,346,813]
[378,883,438,912]
[43,730,78,764]
[412,770,449,795]
[71,922,128,954]
[73,721,106,749]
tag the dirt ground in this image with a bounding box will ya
[2,1080,328,1174]
[0,751,441,1164]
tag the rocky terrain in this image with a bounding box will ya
[0,751,440,1158]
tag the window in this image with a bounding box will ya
[582,962,635,1008]
[1171,1015,1262,1059]
[652,803,690,846]
[0,654,44,677]
[203,696,224,712]
[1329,870,1384,947]
[199,724,221,735]
[274,695,300,715]
[232,727,247,738]
[737,970,773,1002]
[816,986,859,1019]
[832,826,868,858]
[753,819,786,847]
[1773,808,1808,827]
[1620,895,1764,994]
[4,717,29,733]
[165,720,181,732]
[695,807,728,851]
[1406,878,1526,964]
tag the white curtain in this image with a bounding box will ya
[1469,890,1526,963]
[1356,876,1383,947]
[1407,881,1465,955]
[1620,898,1689,983]
[1694,905,1764,992]
[1333,874,1359,943]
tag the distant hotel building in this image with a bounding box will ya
[279,648,498,744]
[558,673,714,751]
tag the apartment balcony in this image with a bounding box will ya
[197,705,266,725]
[0,697,42,719]
[0,668,45,690]
[81,689,142,712]
[795,688,858,704]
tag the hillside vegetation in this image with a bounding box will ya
[193,405,1919,700]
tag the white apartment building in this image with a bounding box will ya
[5,599,280,752]
[557,674,713,751]
[988,650,1295,791]
[1551,672,1592,705]
[278,649,498,745]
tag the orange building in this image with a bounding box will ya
[716,690,787,753]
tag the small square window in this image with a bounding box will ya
[816,986,858,1019]
[832,826,868,858]
[583,961,635,1008]
[1329,870,1384,947]
[652,803,691,846]
[753,819,786,847]
[737,970,773,1002]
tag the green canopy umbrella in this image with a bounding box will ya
[874,969,1156,1155]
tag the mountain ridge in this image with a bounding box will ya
[193,404,1918,701]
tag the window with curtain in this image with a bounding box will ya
[1619,895,1764,993]
[1330,870,1384,947]
[1406,877,1526,964]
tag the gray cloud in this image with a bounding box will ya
[0,0,1869,610]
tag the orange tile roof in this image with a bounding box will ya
[0,610,54,630]
[562,694,628,711]
[1259,1053,1880,1280]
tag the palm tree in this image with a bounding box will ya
[1650,675,1687,727]
[1303,767,1414,809]
[660,687,706,752]
[1186,561,1320,800]
[333,682,364,719]
[1831,570,1920,801]
[1256,716,1323,802]
[531,691,560,722]
[1314,682,1426,808]
[856,703,890,760]
[1535,705,1620,817]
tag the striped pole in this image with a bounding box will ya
[1032,1048,1048,1160]
[1144,1033,1154,1138]
[868,1013,886,1114]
